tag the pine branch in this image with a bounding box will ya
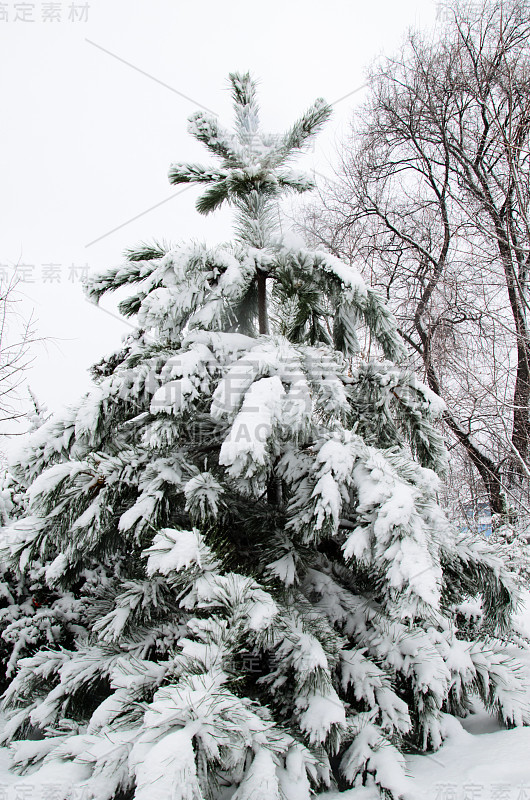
[196,181,230,215]
[168,163,227,186]
[274,99,332,163]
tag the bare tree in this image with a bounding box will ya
[302,0,530,523]
[0,277,37,433]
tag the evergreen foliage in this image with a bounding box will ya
[0,73,528,800]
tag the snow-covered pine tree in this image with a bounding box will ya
[0,394,88,692]
[0,73,528,800]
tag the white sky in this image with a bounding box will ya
[0,0,438,445]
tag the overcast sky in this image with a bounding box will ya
[0,0,439,444]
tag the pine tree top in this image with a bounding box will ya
[84,74,405,361]
[168,72,331,235]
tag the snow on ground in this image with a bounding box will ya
[407,713,530,800]
[0,709,528,800]
[321,712,530,799]
[0,592,529,799]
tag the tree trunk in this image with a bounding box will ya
[419,328,508,519]
[493,220,530,470]
[444,413,508,519]
[512,335,530,468]
[257,267,278,503]
[257,270,269,335]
